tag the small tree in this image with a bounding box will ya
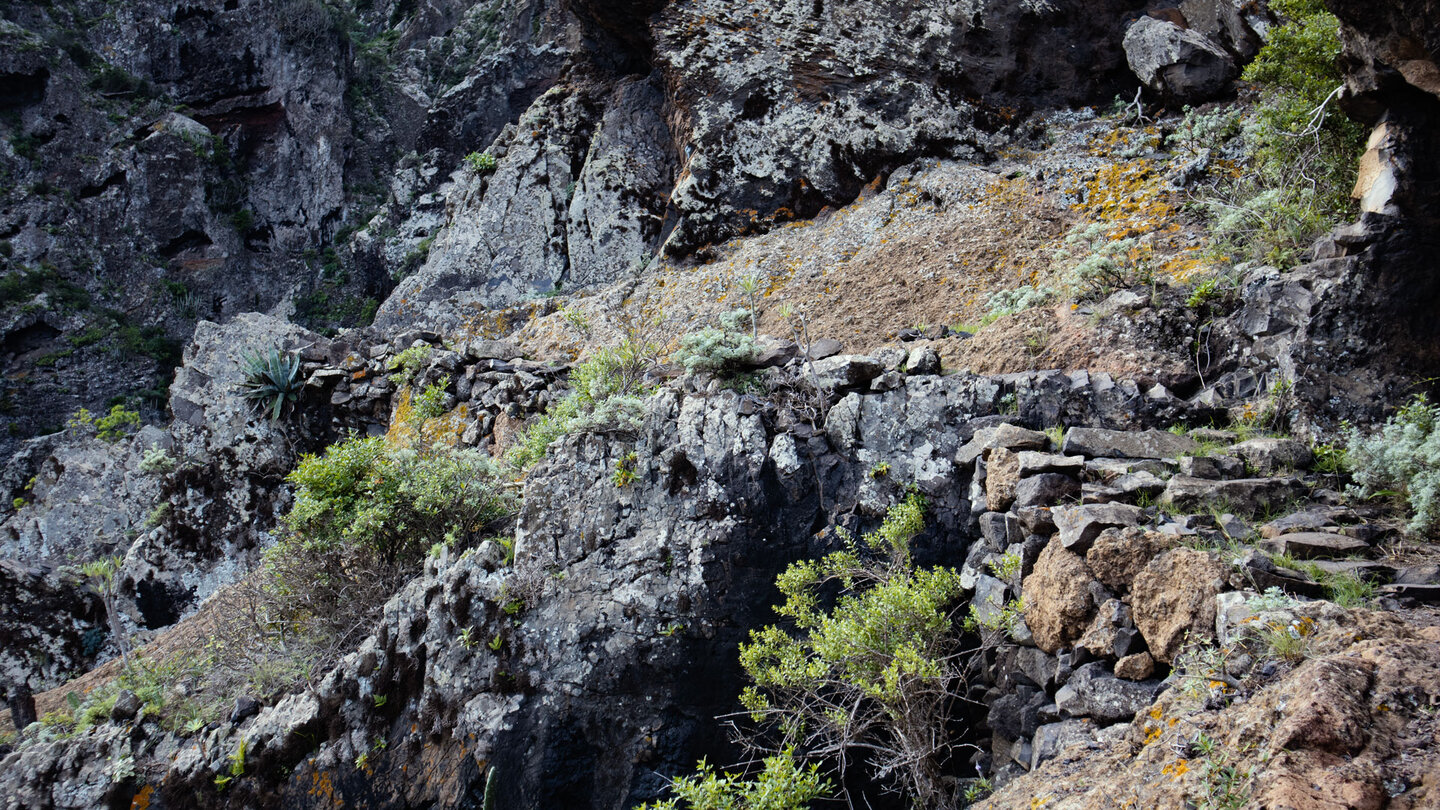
[736,493,969,808]
[81,555,131,670]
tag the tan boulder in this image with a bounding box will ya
[1130,548,1230,663]
[986,447,1020,512]
[1086,527,1177,592]
[1022,537,1103,653]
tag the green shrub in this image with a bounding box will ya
[464,151,497,173]
[671,309,758,374]
[388,343,433,385]
[612,451,638,487]
[1346,395,1440,535]
[640,748,831,810]
[93,405,140,442]
[506,345,655,471]
[1202,0,1364,267]
[1166,105,1244,152]
[270,435,514,644]
[1060,224,1153,299]
[239,347,303,421]
[139,445,178,475]
[411,377,451,423]
[737,493,966,808]
[984,285,1056,322]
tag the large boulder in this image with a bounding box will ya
[1130,548,1230,663]
[1086,527,1177,592]
[1023,538,1108,653]
[1123,17,1237,102]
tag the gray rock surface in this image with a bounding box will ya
[1054,662,1164,724]
[1062,427,1198,459]
[1052,503,1146,552]
[1123,17,1236,102]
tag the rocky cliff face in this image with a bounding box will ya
[4,0,1440,808]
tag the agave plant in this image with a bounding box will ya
[239,347,302,421]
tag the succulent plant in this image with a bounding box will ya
[239,347,302,421]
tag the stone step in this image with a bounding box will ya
[1258,531,1371,560]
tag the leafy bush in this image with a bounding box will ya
[270,436,514,646]
[1166,105,1244,152]
[671,309,758,374]
[387,343,432,385]
[984,285,1056,322]
[1060,224,1153,299]
[506,345,655,471]
[640,748,831,810]
[1201,0,1364,267]
[412,377,451,423]
[239,348,302,421]
[737,493,967,808]
[68,405,142,442]
[464,151,497,173]
[97,405,141,441]
[1347,395,1440,535]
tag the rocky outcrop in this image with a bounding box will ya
[1123,16,1236,102]
[380,0,1157,322]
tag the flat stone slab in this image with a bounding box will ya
[1380,584,1440,602]
[1259,531,1371,560]
[1017,451,1085,477]
[1063,427,1198,459]
[1159,475,1307,516]
[1233,437,1314,474]
[1052,503,1146,552]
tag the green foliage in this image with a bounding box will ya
[962,596,1027,641]
[117,323,182,366]
[983,285,1055,323]
[388,344,433,385]
[239,347,303,421]
[640,748,831,810]
[145,503,171,528]
[612,451,639,487]
[737,493,966,807]
[1310,440,1347,474]
[269,435,515,649]
[671,309,759,374]
[1059,224,1153,300]
[1320,569,1376,608]
[1203,0,1363,267]
[214,738,247,791]
[230,208,255,233]
[465,151,497,173]
[1166,105,1244,152]
[281,435,512,569]
[1347,395,1440,535]
[412,377,451,423]
[1186,275,1228,309]
[990,551,1022,581]
[483,766,500,810]
[0,265,91,311]
[84,405,140,442]
[1192,732,1252,810]
[140,445,178,475]
[962,777,994,805]
[506,345,655,471]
